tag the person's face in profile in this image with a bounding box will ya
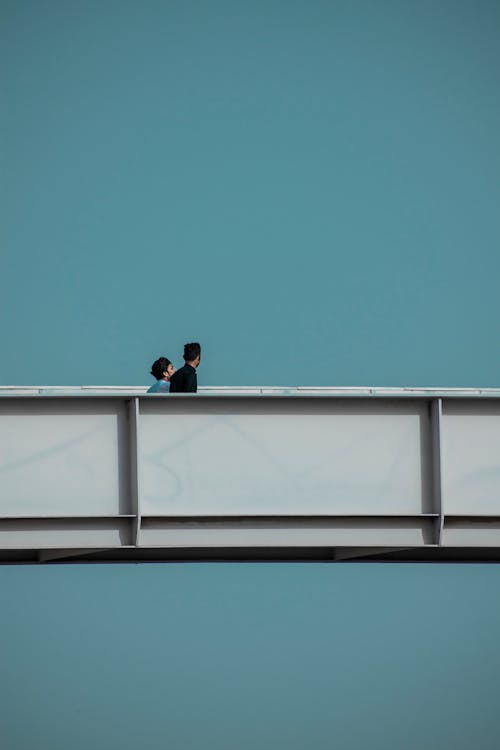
[164,363,176,380]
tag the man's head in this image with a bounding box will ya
[183,342,201,368]
[150,357,175,381]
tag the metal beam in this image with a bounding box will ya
[0,387,499,562]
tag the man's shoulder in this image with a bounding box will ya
[170,363,197,392]
[169,366,187,388]
[171,365,188,380]
[174,364,195,377]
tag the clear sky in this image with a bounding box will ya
[1,0,499,387]
[2,563,500,750]
[1,2,500,748]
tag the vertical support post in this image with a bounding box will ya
[430,399,444,546]
[128,397,141,547]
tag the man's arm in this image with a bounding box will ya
[185,369,197,392]
[168,372,178,392]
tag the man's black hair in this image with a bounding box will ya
[150,357,172,380]
[183,342,201,362]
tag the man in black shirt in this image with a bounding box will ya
[169,342,201,393]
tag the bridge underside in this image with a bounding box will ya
[3,546,500,564]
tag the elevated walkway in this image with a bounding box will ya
[1,386,500,563]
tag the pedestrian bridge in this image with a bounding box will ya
[1,386,500,563]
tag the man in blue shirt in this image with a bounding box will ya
[147,357,176,393]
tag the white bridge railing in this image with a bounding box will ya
[1,386,500,562]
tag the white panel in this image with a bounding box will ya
[0,523,128,549]
[139,520,429,547]
[442,522,500,547]
[0,400,128,516]
[441,402,500,515]
[140,399,429,516]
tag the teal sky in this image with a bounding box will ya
[1,0,499,386]
[2,563,500,750]
[1,2,500,748]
